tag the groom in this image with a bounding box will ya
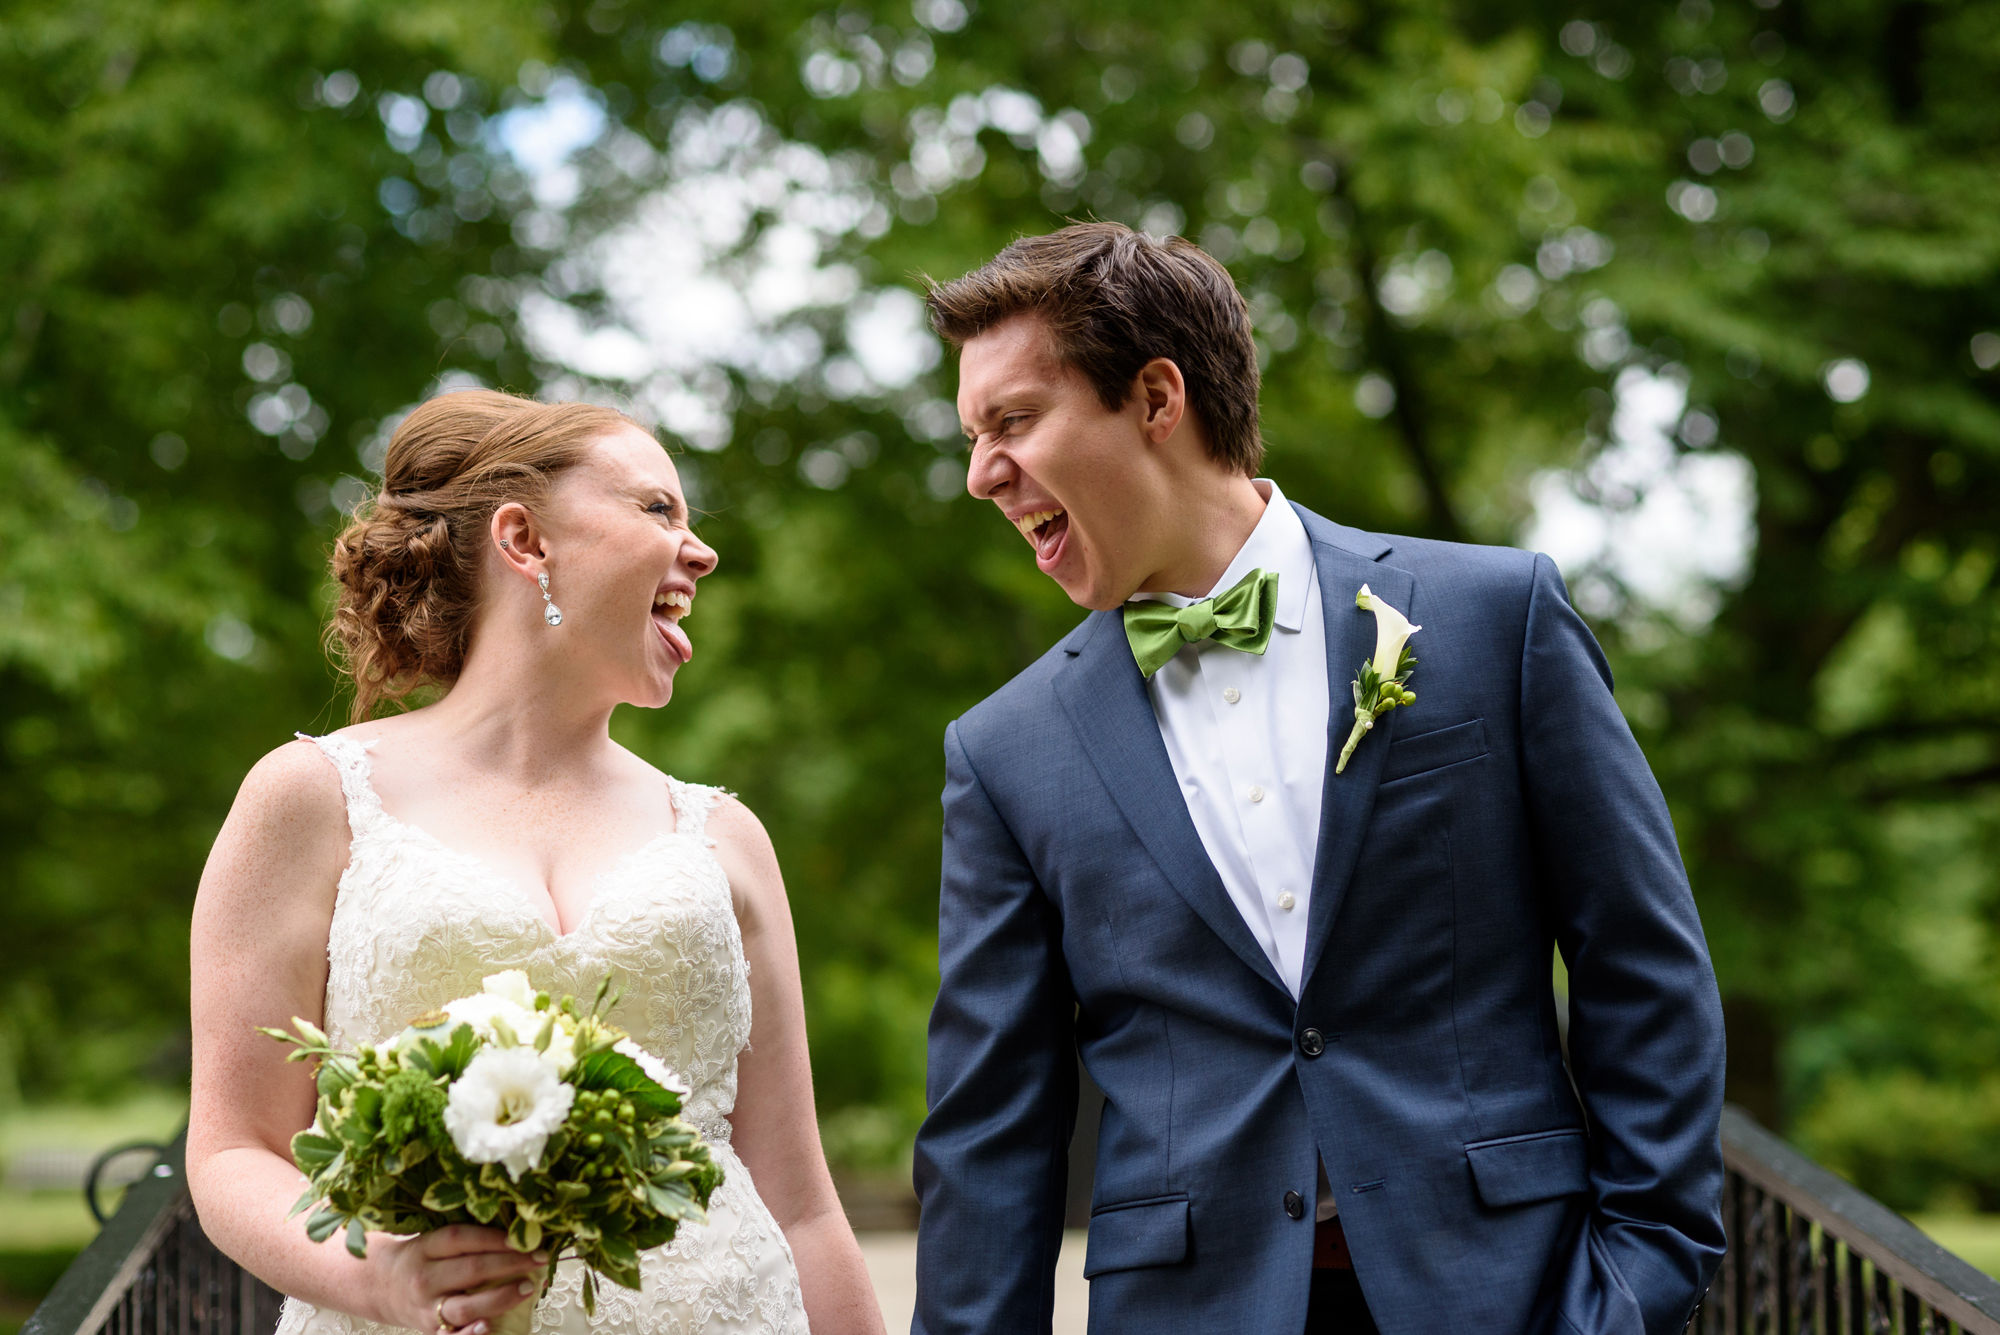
[910,222,1725,1335]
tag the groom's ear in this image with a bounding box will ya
[1134,357,1188,445]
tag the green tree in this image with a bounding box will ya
[7,0,1999,1216]
[0,0,549,1097]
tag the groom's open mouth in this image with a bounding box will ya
[1013,508,1069,571]
[651,588,693,664]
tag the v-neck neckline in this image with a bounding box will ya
[372,813,685,939]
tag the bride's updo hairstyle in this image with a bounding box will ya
[329,389,635,721]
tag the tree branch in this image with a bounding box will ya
[1327,158,1466,542]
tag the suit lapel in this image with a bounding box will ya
[1054,612,1291,998]
[1296,509,1418,989]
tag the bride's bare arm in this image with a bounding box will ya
[712,799,886,1335]
[188,740,543,1333]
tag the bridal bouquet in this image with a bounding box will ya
[261,971,722,1317]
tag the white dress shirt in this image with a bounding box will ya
[1134,480,1329,999]
[1134,480,1337,1219]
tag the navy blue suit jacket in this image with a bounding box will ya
[912,506,1726,1335]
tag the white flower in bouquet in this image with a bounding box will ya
[441,973,582,1074]
[482,969,538,1009]
[614,1038,691,1097]
[443,1045,577,1181]
[264,970,722,1316]
[444,987,540,1047]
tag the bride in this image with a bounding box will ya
[186,390,885,1335]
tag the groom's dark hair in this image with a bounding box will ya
[924,222,1263,476]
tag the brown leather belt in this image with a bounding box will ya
[1313,1217,1354,1270]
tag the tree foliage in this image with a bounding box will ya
[4,0,1998,1209]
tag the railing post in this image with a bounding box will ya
[23,1130,284,1335]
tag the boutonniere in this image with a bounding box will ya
[1335,585,1421,774]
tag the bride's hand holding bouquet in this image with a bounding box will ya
[261,971,721,1335]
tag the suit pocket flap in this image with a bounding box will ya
[1466,1129,1589,1208]
[1382,719,1488,783]
[1083,1196,1190,1278]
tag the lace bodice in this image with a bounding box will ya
[276,733,806,1335]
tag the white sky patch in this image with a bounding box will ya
[491,77,609,208]
[1523,366,1756,628]
[519,101,921,450]
[845,288,941,388]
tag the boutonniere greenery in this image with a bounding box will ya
[1336,585,1421,774]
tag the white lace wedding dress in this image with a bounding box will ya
[274,734,808,1335]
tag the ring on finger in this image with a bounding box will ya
[435,1297,451,1335]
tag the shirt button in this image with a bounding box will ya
[1284,1190,1305,1220]
[1248,785,1265,803]
[1277,891,1296,912]
[1223,687,1241,704]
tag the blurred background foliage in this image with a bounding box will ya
[3,0,1998,1217]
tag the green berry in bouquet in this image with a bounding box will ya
[261,971,725,1316]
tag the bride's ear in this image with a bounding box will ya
[491,504,548,579]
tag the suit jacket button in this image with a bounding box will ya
[1300,1027,1326,1058]
[1284,1190,1305,1220]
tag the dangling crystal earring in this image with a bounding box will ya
[538,571,563,627]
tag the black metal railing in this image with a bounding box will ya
[21,1131,284,1335]
[20,1108,2000,1335]
[1695,1105,2000,1334]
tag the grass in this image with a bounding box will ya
[1913,1214,2000,1282]
[0,1093,189,1334]
[0,1092,187,1251]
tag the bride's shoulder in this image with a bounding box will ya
[198,736,356,902]
[701,790,768,847]
[230,735,351,829]
[699,795,792,935]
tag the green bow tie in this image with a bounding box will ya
[1122,568,1280,679]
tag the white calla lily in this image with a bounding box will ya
[1356,584,1421,677]
[1337,585,1424,775]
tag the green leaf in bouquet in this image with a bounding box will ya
[628,1215,675,1252]
[581,1270,596,1318]
[343,1084,384,1138]
[408,1023,481,1081]
[507,1215,543,1254]
[553,1180,591,1204]
[592,1235,642,1291]
[465,1188,501,1225]
[422,1179,469,1211]
[305,1208,345,1244]
[643,1183,699,1220]
[316,1056,359,1100]
[291,1131,341,1171]
[345,1218,369,1259]
[570,1050,680,1119]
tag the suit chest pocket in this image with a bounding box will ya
[1382,718,1488,785]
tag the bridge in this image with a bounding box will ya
[23,1107,2000,1335]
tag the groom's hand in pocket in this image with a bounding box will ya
[381,1224,547,1334]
